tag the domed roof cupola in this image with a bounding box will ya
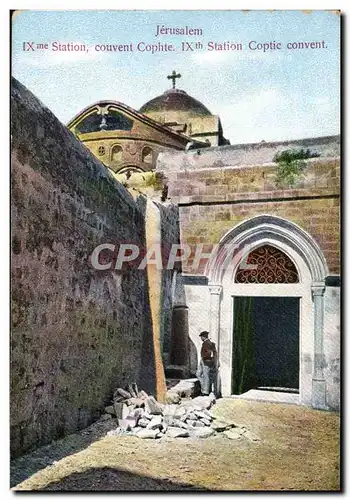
[140,88,212,117]
[138,71,228,146]
[139,71,212,125]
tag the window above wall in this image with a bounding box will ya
[235,245,299,284]
[75,110,134,134]
[142,146,153,164]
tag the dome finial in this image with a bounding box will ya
[167,70,181,89]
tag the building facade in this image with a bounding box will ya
[67,99,207,178]
[67,78,340,411]
[158,136,340,410]
[140,88,229,147]
[11,77,341,457]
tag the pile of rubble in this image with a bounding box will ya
[101,382,260,441]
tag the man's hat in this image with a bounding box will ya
[199,331,209,338]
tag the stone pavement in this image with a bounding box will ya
[231,389,300,405]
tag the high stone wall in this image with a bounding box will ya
[156,137,340,410]
[157,151,340,276]
[158,134,340,172]
[10,78,178,457]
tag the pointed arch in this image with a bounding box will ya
[234,244,299,284]
[206,215,328,285]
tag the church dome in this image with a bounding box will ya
[139,89,212,117]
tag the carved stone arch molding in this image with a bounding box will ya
[205,215,329,409]
[206,215,328,285]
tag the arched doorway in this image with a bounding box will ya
[206,215,329,409]
[231,244,300,395]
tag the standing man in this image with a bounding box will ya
[197,331,218,396]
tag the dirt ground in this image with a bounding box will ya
[11,398,340,491]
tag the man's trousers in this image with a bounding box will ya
[198,359,217,395]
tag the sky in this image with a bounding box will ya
[12,10,340,144]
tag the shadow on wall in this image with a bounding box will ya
[138,268,157,395]
[189,337,198,377]
[38,467,209,492]
[159,203,181,354]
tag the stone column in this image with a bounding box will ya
[209,285,223,347]
[209,285,222,395]
[311,282,327,409]
[170,305,189,368]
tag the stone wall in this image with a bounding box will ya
[67,101,193,173]
[159,156,340,276]
[158,139,340,410]
[159,203,180,356]
[158,134,340,171]
[10,78,178,457]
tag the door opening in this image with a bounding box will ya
[232,296,300,395]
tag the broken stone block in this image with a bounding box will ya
[211,420,233,432]
[118,419,133,431]
[135,428,160,439]
[144,396,164,415]
[190,427,215,438]
[127,383,137,398]
[115,388,131,400]
[203,409,213,417]
[137,418,149,428]
[194,420,205,427]
[174,406,187,419]
[128,408,144,424]
[185,415,197,423]
[193,410,210,419]
[223,428,244,440]
[163,404,178,417]
[143,412,153,420]
[187,420,205,428]
[127,397,145,407]
[127,414,140,426]
[113,402,130,420]
[175,419,189,430]
[165,391,181,404]
[131,382,139,397]
[113,394,125,403]
[163,416,188,429]
[168,378,201,398]
[185,412,199,422]
[138,390,149,399]
[173,385,193,399]
[125,416,138,429]
[131,426,142,434]
[166,427,190,438]
[104,405,116,416]
[200,418,212,426]
[190,396,214,410]
[146,415,163,430]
